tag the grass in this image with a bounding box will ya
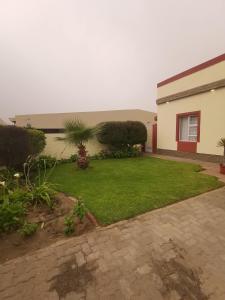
[49,157,223,224]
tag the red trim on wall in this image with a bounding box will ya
[176,111,201,153]
[197,112,201,143]
[152,124,157,154]
[176,114,179,142]
[177,142,197,153]
[157,53,225,87]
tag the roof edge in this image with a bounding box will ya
[157,78,225,105]
[157,53,225,88]
[11,109,156,119]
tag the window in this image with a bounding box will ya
[176,111,200,153]
[179,115,198,142]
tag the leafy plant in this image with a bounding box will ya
[19,221,38,237]
[58,119,96,169]
[218,138,225,165]
[30,155,57,171]
[23,157,57,208]
[73,198,87,222]
[64,199,87,235]
[0,171,27,203]
[27,128,46,156]
[0,150,57,233]
[64,215,75,235]
[29,182,56,208]
[0,201,25,232]
[95,146,142,160]
[0,169,17,191]
[8,189,32,204]
[69,154,78,162]
[58,154,77,164]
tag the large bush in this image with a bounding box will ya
[0,126,30,168]
[97,121,147,149]
[0,126,46,168]
[27,128,46,156]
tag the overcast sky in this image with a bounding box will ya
[0,0,225,122]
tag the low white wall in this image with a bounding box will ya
[43,124,153,158]
[43,134,105,159]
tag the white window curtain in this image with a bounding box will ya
[179,117,189,141]
[179,115,198,142]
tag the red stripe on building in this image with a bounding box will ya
[157,53,225,87]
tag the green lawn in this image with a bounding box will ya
[49,157,223,224]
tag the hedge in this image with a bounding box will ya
[27,128,46,156]
[0,126,30,168]
[97,121,147,149]
[0,126,46,168]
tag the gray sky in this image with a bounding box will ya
[0,0,225,122]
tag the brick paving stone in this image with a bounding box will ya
[1,186,225,299]
[75,251,86,267]
[136,264,152,275]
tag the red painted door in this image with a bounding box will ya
[152,124,157,154]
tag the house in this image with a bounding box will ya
[156,53,225,162]
[10,109,156,158]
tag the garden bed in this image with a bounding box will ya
[0,193,95,264]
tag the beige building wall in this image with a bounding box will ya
[157,59,225,157]
[158,60,225,98]
[12,110,156,158]
[157,87,225,156]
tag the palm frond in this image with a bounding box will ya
[63,119,96,146]
[217,138,225,148]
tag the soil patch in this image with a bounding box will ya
[0,193,95,264]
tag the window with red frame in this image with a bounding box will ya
[179,115,198,142]
[176,111,200,144]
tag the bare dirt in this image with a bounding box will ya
[0,193,95,264]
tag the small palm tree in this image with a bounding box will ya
[59,120,96,169]
[218,138,225,165]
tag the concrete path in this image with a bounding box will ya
[1,185,225,299]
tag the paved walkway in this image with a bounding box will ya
[1,184,225,299]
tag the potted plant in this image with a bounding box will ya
[218,138,225,174]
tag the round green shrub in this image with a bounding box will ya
[97,121,147,149]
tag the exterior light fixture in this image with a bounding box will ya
[210,89,215,92]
